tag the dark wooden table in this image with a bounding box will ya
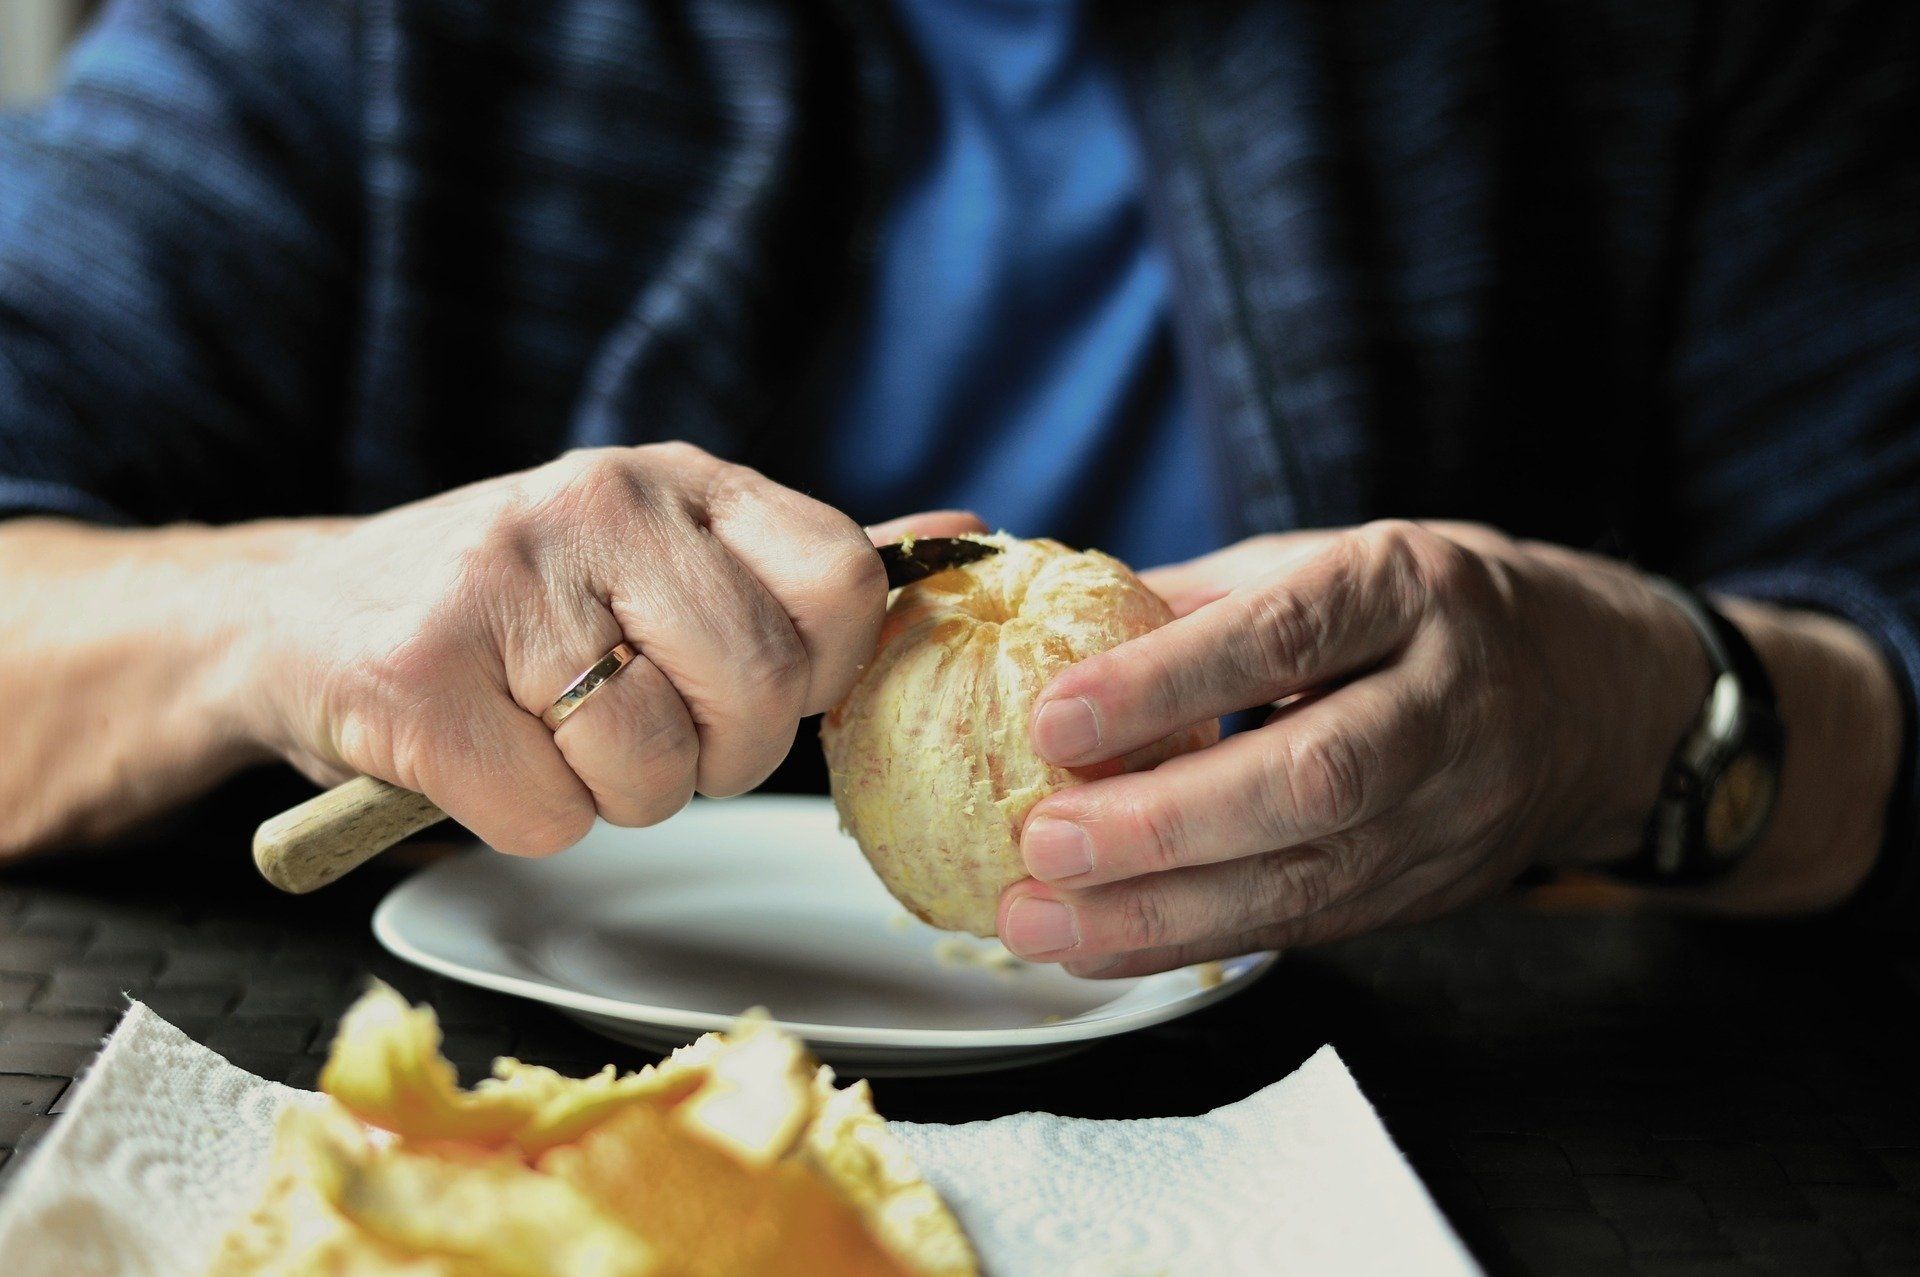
[4,789,1920,1276]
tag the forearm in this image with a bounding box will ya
[1684,597,1903,913]
[0,517,325,858]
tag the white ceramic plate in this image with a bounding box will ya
[374,795,1276,1075]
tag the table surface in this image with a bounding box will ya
[4,806,1920,1276]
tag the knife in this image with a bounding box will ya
[877,534,999,588]
[253,538,1001,893]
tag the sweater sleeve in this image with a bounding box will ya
[0,0,360,526]
[1663,7,1920,932]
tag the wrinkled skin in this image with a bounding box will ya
[996,519,1715,976]
[242,442,974,857]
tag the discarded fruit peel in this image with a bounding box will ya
[206,983,977,1277]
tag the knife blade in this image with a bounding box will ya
[877,536,1001,589]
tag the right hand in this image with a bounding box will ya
[239,443,973,856]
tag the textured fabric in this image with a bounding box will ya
[802,0,1217,569]
[0,1,1916,924]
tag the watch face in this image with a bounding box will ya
[1704,751,1778,858]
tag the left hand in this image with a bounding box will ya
[997,520,1710,976]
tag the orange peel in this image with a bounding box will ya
[208,986,975,1277]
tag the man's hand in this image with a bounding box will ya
[239,444,966,857]
[996,520,1730,975]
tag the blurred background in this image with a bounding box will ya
[0,0,92,104]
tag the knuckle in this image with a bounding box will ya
[1355,517,1426,548]
[699,717,800,798]
[1111,888,1172,952]
[823,524,890,611]
[733,620,809,709]
[1433,519,1513,555]
[599,772,694,828]
[553,444,619,474]
[632,702,701,774]
[1253,899,1355,952]
[1258,845,1339,921]
[1238,583,1327,689]
[1110,639,1182,723]
[1271,727,1369,834]
[627,752,701,817]
[543,446,603,487]
[1126,794,1189,875]
[798,528,889,710]
[695,459,768,526]
[1361,518,1479,601]
[582,683,700,795]
[559,446,636,492]
[638,440,714,472]
[548,449,654,529]
[1331,824,1405,893]
[1418,538,1484,604]
[466,500,547,591]
[1358,516,1432,583]
[786,514,889,620]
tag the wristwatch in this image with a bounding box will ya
[1605,578,1785,884]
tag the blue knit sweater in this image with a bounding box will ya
[2,0,1916,925]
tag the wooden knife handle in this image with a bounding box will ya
[253,775,448,893]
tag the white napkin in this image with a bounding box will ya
[0,1004,1476,1276]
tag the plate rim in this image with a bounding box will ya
[371,799,1278,1051]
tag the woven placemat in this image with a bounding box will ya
[4,826,1920,1276]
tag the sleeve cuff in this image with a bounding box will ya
[1705,564,1920,935]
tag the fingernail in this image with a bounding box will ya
[1004,897,1080,956]
[1024,818,1094,881]
[1033,696,1100,762]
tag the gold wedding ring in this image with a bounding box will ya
[543,642,637,730]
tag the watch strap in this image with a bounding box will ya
[1607,579,1781,884]
[1644,578,1778,709]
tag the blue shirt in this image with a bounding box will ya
[805,0,1220,571]
[1,1,1917,931]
